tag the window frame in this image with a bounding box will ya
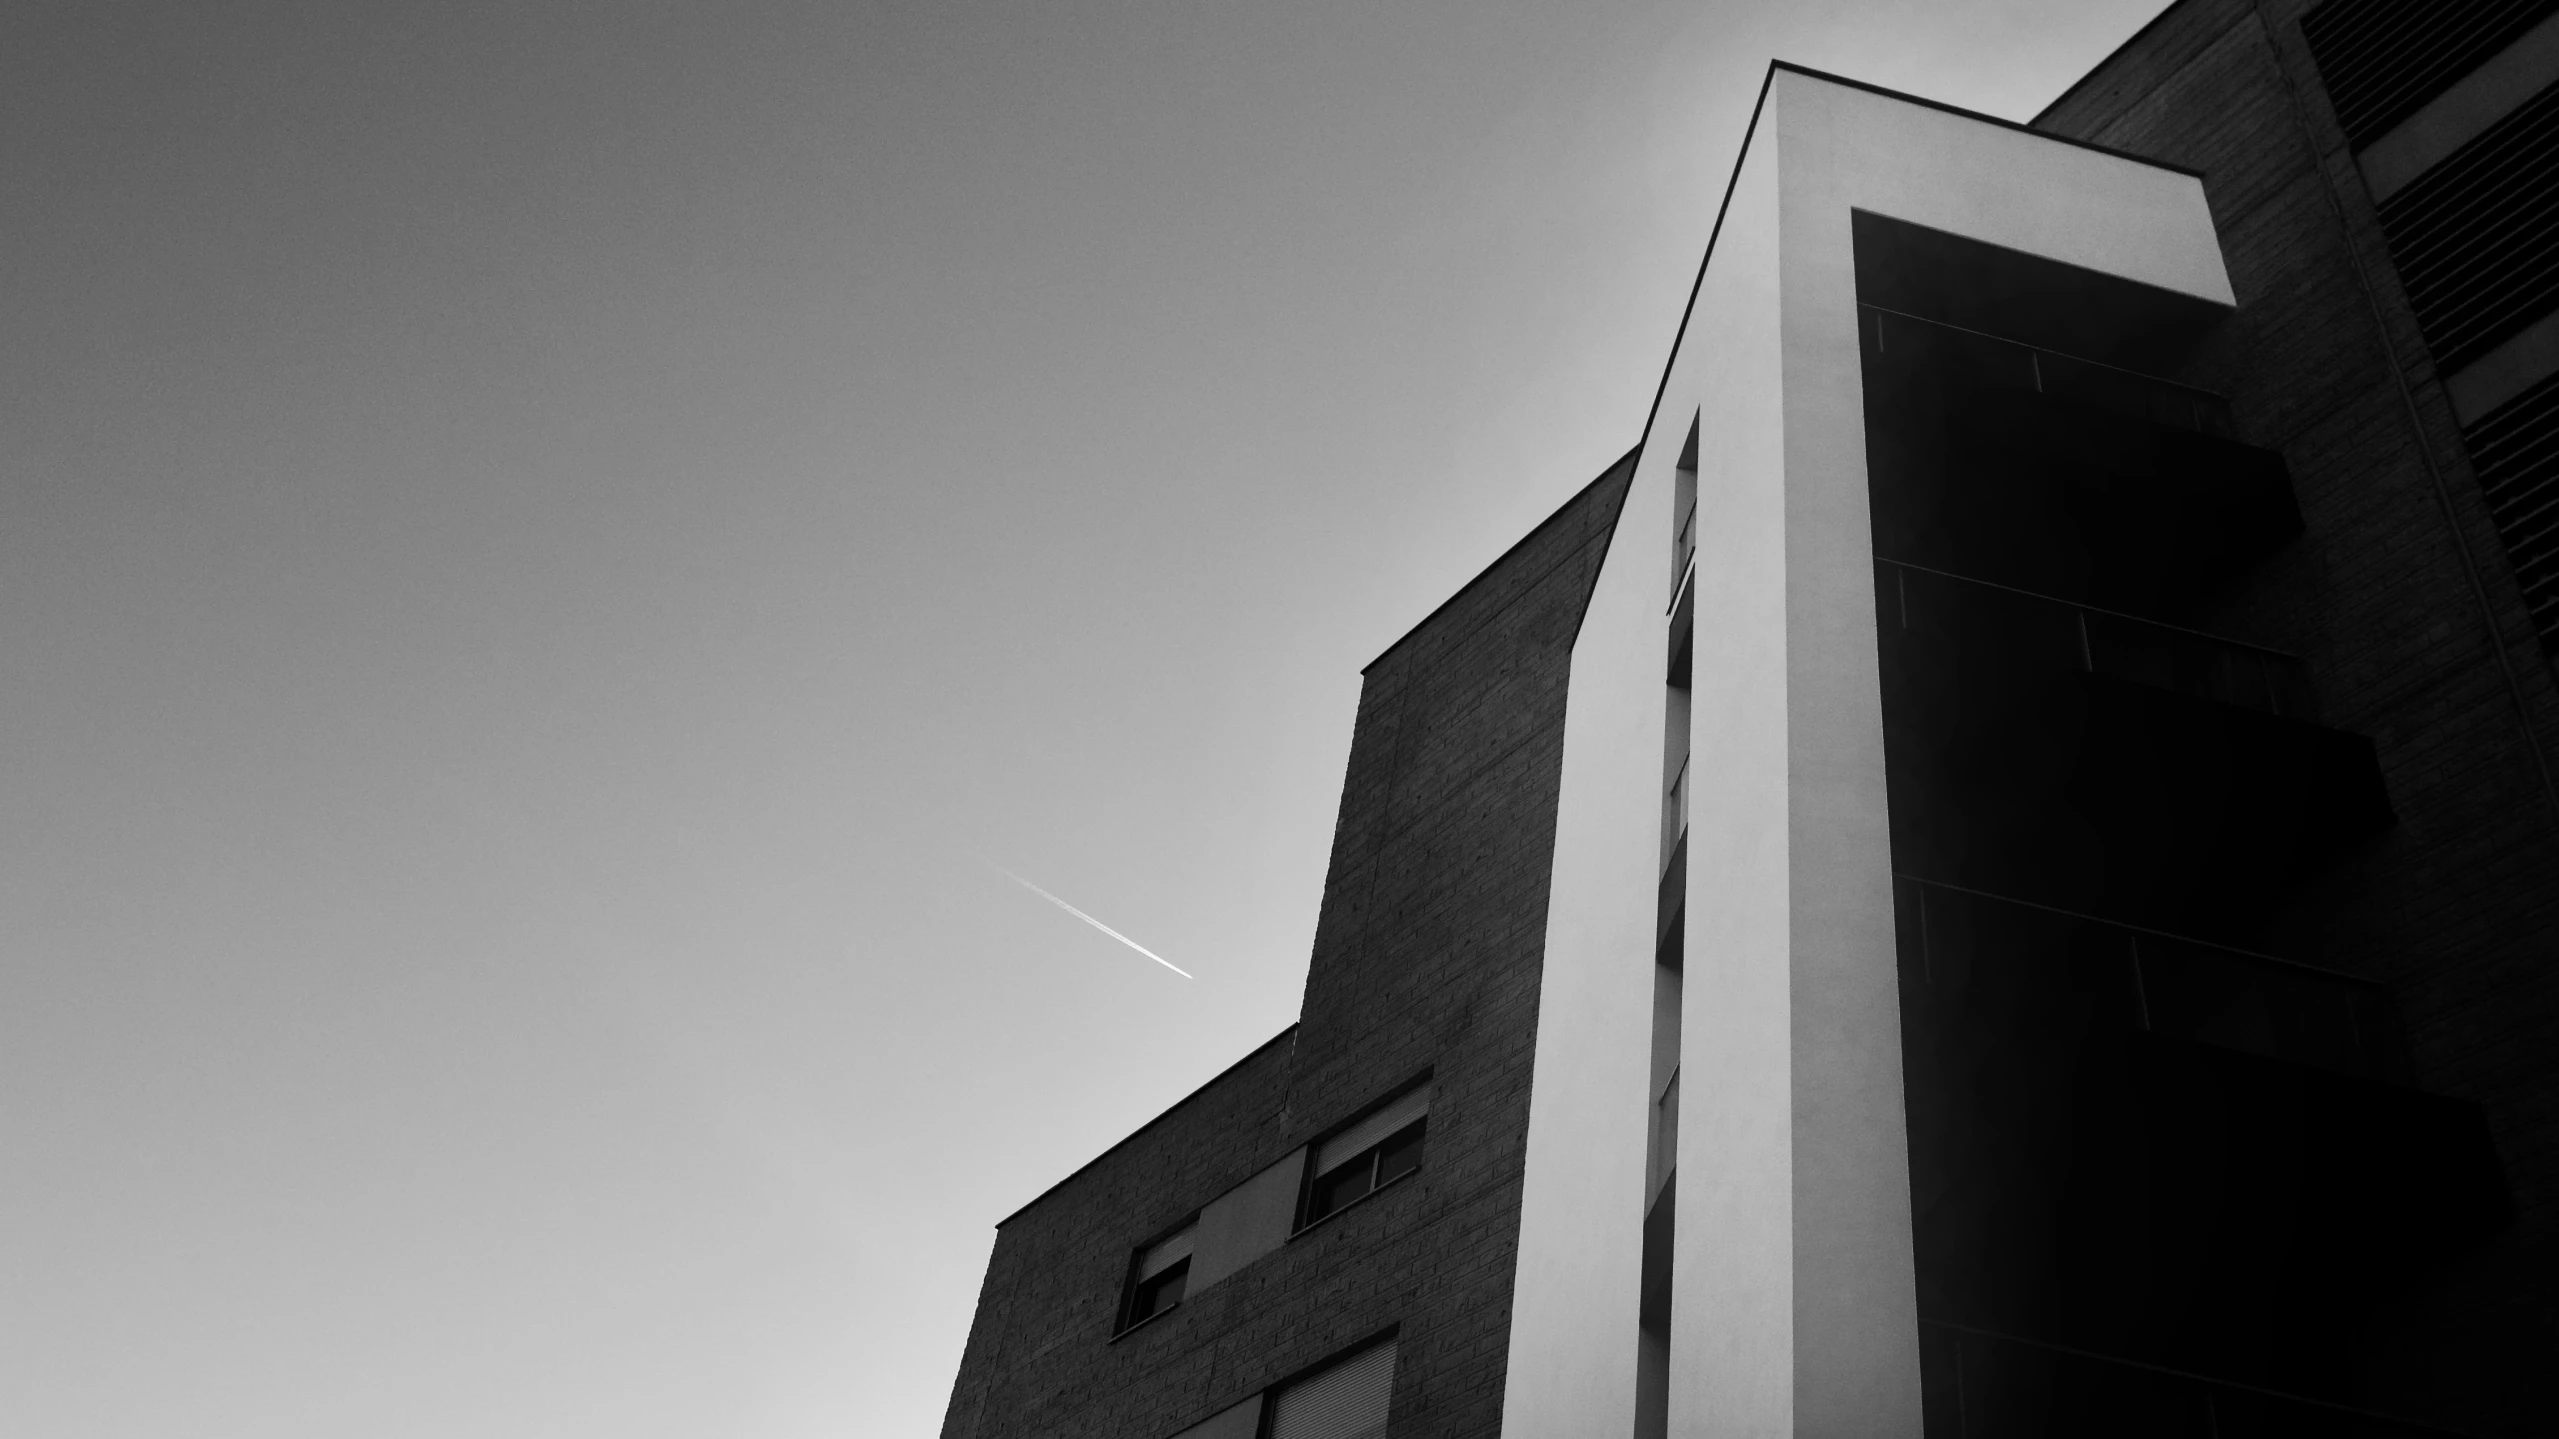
[1292,1073,1433,1234]
[1255,1327,1400,1439]
[1114,1215,1200,1337]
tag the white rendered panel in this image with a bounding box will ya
[1669,131,1796,1439]
[1571,67,2238,1439]
[1777,75,2233,309]
[1759,75,1917,1436]
[1497,375,1670,1437]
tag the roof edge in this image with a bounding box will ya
[2030,0,2189,128]
[1362,445,1642,675]
[994,1024,1300,1229]
[1632,62,1779,476]
[1634,59,2204,474]
[1771,60,2204,179]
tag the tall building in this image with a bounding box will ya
[938,2,2559,1435]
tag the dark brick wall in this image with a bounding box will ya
[2038,6,2559,1432]
[938,451,1636,1439]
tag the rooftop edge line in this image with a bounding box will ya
[994,1024,1301,1229]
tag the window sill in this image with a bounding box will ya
[1287,1168,1420,1242]
[1109,1301,1181,1343]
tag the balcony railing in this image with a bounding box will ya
[1919,1320,2473,1437]
[1862,302,2236,439]
[1881,558,2314,720]
[1897,875,2402,1081]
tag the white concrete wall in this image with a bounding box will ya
[1672,127,1798,1439]
[1506,65,2231,1439]
[1495,352,1671,1439]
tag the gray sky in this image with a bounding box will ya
[3,2,2164,1434]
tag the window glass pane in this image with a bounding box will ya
[1131,1258,1188,1323]
[1373,1121,1425,1186]
[1269,1338,1396,1439]
[1313,1085,1431,1177]
[1308,1161,1372,1223]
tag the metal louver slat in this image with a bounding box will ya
[2374,79,2559,369]
[2465,370,2559,650]
[1268,1339,1396,1439]
[2301,0,2559,148]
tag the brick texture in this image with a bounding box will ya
[938,452,1637,1439]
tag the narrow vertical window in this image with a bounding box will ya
[1672,413,1701,600]
[1638,411,1700,1439]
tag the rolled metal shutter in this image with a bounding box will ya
[1267,1338,1396,1439]
[1313,1087,1430,1177]
[1137,1224,1194,1280]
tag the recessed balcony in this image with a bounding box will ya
[1876,566,2391,945]
[1893,880,2508,1403]
[1862,305,2303,620]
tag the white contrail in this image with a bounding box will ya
[996,867,1194,979]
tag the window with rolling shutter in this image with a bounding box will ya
[1301,1084,1431,1228]
[1119,1221,1195,1331]
[1266,1337,1396,1439]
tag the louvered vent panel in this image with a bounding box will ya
[2373,80,2559,371]
[2301,0,2559,148]
[2466,370,2559,651]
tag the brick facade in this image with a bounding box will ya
[943,9,2559,1431]
[937,452,1636,1439]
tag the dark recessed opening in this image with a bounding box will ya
[1851,210,2230,374]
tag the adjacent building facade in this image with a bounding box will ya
[940,2,2559,1435]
